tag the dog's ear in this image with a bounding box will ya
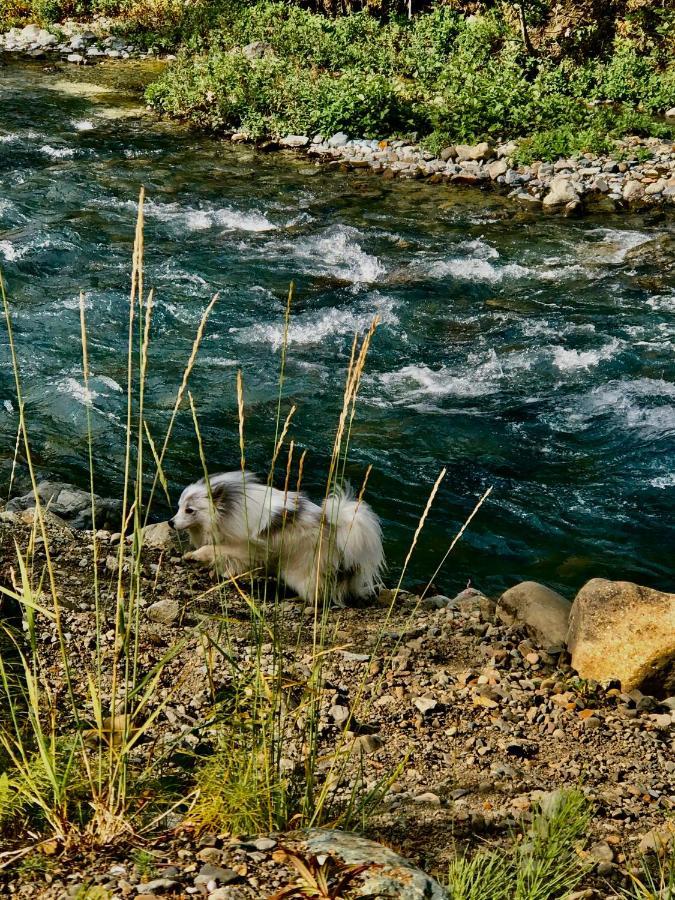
[210,481,230,508]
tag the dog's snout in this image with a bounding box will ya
[168,517,176,530]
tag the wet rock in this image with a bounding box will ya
[567,579,675,696]
[497,581,571,651]
[298,830,449,899]
[147,598,180,625]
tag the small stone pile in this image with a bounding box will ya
[0,21,154,62]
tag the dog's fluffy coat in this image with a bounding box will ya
[170,471,384,605]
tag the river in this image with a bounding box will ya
[1,59,674,595]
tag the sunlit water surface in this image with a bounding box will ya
[1,60,674,595]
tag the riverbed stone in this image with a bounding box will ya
[327,131,349,148]
[299,830,449,899]
[497,582,571,651]
[454,141,492,162]
[567,579,675,696]
[622,179,645,201]
[542,176,579,207]
[488,159,508,179]
[280,134,309,149]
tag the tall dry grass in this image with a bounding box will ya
[0,189,493,869]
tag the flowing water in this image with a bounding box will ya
[1,60,674,595]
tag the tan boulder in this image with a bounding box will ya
[542,176,580,207]
[567,579,675,695]
[497,581,571,651]
[454,141,493,162]
[141,521,179,550]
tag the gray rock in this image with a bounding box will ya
[67,53,85,63]
[413,697,438,715]
[328,132,349,148]
[6,481,121,531]
[147,598,180,625]
[329,704,350,726]
[590,177,609,192]
[665,107,675,120]
[353,733,383,754]
[300,830,449,899]
[421,594,453,609]
[194,864,239,886]
[135,878,179,894]
[497,581,571,651]
[279,134,309,149]
[242,40,272,60]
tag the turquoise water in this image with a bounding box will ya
[1,60,674,596]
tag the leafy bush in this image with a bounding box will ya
[146,2,675,155]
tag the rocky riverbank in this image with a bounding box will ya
[292,131,675,214]
[0,21,159,62]
[3,22,675,215]
[0,503,673,898]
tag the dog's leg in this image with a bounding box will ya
[183,545,217,565]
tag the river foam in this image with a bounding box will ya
[275,225,385,284]
[236,294,398,349]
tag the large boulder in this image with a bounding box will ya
[497,581,571,651]
[295,830,448,899]
[567,579,675,696]
[5,481,121,531]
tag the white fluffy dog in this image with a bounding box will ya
[169,471,384,605]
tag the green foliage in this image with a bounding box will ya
[145,1,675,156]
[446,790,592,900]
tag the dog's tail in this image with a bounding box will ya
[323,484,384,603]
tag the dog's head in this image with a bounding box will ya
[169,472,252,535]
[169,482,211,533]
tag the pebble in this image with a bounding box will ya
[194,864,239,886]
[413,697,438,715]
